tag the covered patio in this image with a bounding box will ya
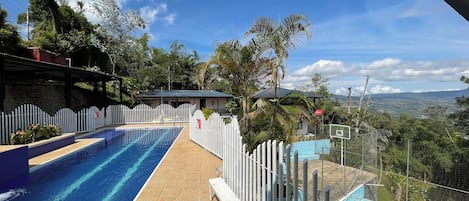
[0,53,122,112]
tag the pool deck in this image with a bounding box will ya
[134,123,222,201]
[27,123,222,201]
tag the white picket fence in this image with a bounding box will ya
[189,111,227,158]
[0,104,94,144]
[105,104,193,125]
[0,103,194,144]
[190,111,298,201]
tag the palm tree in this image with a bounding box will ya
[245,14,312,136]
[245,14,312,96]
[199,40,270,134]
[249,93,313,145]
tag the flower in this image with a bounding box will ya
[15,130,26,135]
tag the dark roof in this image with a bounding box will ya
[137,90,233,98]
[252,87,322,99]
[1,53,119,82]
[445,0,469,21]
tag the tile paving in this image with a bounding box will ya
[135,124,222,201]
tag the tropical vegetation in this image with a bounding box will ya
[1,1,469,199]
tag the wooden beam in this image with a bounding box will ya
[102,79,107,110]
[64,68,72,108]
[119,78,123,103]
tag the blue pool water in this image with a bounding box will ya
[2,127,181,201]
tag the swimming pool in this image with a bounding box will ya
[3,127,182,201]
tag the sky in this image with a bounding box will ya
[1,0,469,95]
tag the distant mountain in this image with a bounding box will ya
[333,89,469,118]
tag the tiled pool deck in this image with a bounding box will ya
[27,123,222,201]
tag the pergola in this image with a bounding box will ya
[0,53,123,111]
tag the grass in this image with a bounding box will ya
[75,82,133,105]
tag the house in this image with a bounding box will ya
[252,87,322,136]
[137,90,233,113]
[28,47,67,65]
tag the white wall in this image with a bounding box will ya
[142,97,229,113]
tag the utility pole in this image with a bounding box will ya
[26,9,30,41]
[167,65,171,91]
[406,139,411,201]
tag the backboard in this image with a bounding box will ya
[329,124,351,140]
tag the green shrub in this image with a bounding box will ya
[9,124,62,145]
[202,107,213,120]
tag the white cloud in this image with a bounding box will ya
[163,13,176,25]
[140,6,159,24]
[334,86,364,96]
[334,87,350,96]
[283,58,469,95]
[361,59,469,81]
[399,8,421,19]
[139,3,175,27]
[370,85,402,94]
[292,60,351,78]
[367,58,401,69]
[333,83,399,96]
[67,0,100,24]
[283,60,353,90]
[461,70,469,77]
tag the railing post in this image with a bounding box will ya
[279,163,284,201]
[286,145,291,201]
[294,151,298,201]
[324,185,330,201]
[313,170,318,201]
[303,159,308,201]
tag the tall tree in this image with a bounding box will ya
[119,33,152,77]
[17,0,60,48]
[245,14,311,96]
[245,14,311,136]
[450,76,469,136]
[91,0,145,75]
[204,40,269,134]
[166,41,200,90]
[135,41,200,91]
[0,6,22,54]
[17,1,94,56]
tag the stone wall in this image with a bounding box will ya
[4,81,89,114]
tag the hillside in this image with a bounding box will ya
[333,89,469,118]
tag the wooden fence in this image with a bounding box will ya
[0,103,194,144]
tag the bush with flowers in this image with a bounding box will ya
[9,124,62,145]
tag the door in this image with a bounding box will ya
[200,99,206,109]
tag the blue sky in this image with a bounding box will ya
[2,0,469,95]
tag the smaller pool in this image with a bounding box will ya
[2,127,182,201]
